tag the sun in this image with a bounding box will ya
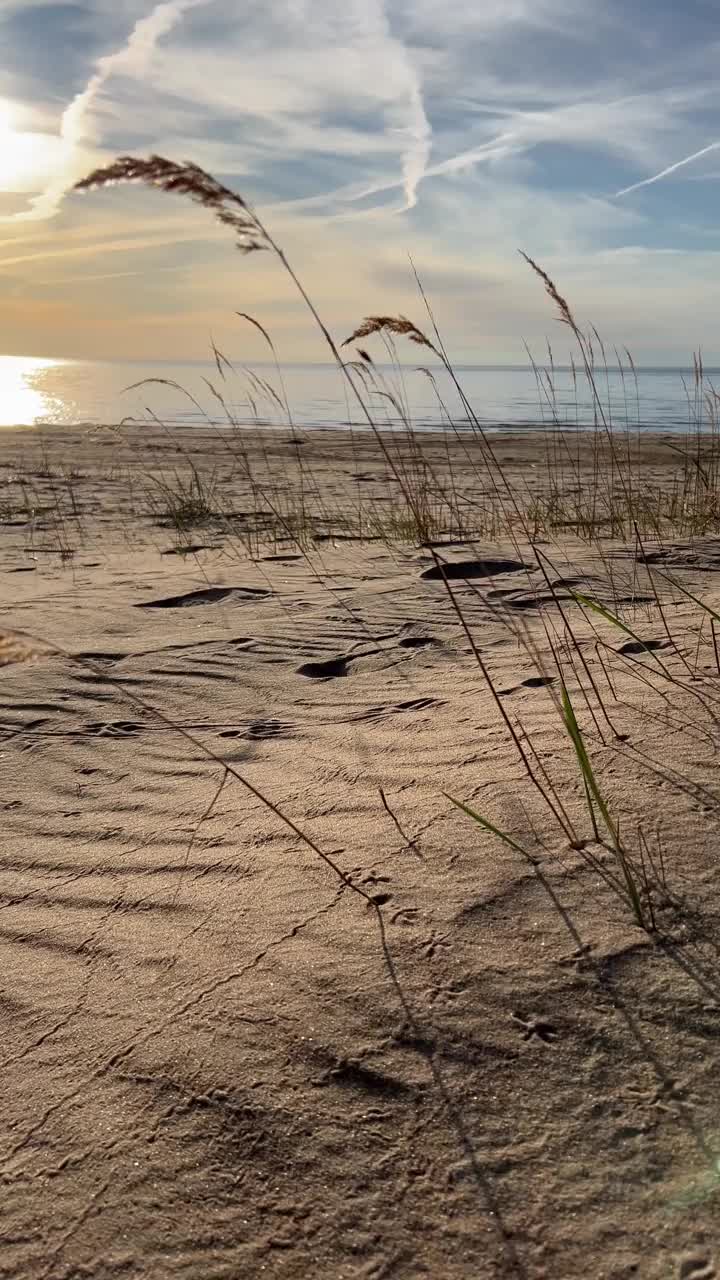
[0,99,60,192]
[0,101,29,187]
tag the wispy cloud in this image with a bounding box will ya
[36,263,191,287]
[4,0,206,223]
[313,92,684,213]
[138,0,432,212]
[0,229,215,270]
[3,0,720,361]
[615,140,720,198]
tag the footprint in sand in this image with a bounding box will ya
[678,1256,716,1280]
[420,557,529,581]
[500,675,556,697]
[618,638,666,656]
[136,586,270,609]
[160,543,217,556]
[397,635,438,649]
[296,656,349,679]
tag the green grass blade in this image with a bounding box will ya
[445,794,535,862]
[560,684,644,925]
[560,684,615,839]
[569,591,671,675]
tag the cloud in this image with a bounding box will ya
[6,0,712,222]
[2,0,432,219]
[330,0,432,210]
[306,90,684,215]
[3,0,720,362]
[3,0,207,223]
[135,0,432,211]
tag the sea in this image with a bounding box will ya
[0,354,715,434]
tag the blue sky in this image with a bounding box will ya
[1,0,719,362]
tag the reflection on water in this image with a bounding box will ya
[0,356,69,427]
[0,352,716,432]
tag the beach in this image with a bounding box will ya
[2,422,720,1279]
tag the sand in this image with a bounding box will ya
[1,423,720,1280]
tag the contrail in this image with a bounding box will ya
[330,130,513,211]
[6,0,204,222]
[362,0,431,211]
[615,140,720,197]
[400,79,432,211]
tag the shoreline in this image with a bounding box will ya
[0,418,712,441]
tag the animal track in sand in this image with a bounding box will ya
[391,907,421,926]
[512,1011,559,1044]
[358,872,391,888]
[135,586,270,609]
[82,720,142,738]
[218,719,293,741]
[350,697,442,723]
[421,931,451,959]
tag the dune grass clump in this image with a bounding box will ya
[68,152,720,950]
[147,465,222,532]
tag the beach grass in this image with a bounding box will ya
[53,155,720,932]
[3,154,720,1277]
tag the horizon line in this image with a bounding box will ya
[1,353,717,374]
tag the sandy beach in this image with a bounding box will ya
[2,423,720,1279]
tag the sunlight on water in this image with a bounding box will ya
[0,355,68,427]
[0,354,709,432]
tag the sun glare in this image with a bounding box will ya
[0,99,60,191]
[0,356,66,427]
[0,101,27,187]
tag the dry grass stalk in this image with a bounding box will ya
[75,156,268,254]
[343,316,439,356]
[518,252,577,331]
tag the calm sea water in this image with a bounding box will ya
[0,355,715,433]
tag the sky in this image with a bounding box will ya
[1,0,720,364]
